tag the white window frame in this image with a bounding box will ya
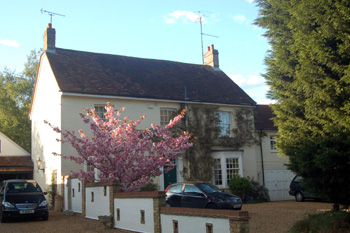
[218,112,231,136]
[270,135,278,152]
[212,151,243,189]
[160,108,177,127]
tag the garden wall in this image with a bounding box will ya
[65,182,250,232]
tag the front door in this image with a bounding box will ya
[164,165,177,189]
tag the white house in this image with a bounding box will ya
[0,132,33,182]
[30,24,290,204]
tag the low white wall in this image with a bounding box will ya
[64,178,68,211]
[161,214,230,233]
[71,178,82,213]
[114,197,154,233]
[85,186,110,220]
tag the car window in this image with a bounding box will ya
[168,184,183,193]
[7,182,43,193]
[197,183,222,194]
[294,176,302,182]
[184,184,202,194]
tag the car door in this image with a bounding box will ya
[181,184,207,208]
[166,184,184,207]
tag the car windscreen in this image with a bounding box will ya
[6,182,43,193]
[196,183,222,194]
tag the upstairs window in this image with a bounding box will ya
[95,105,106,121]
[270,136,278,152]
[218,112,230,136]
[160,109,176,127]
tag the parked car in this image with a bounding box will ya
[0,180,49,222]
[165,181,242,210]
[289,176,319,202]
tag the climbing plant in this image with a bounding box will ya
[175,104,257,182]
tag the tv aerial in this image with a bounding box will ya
[197,11,219,64]
[41,8,65,25]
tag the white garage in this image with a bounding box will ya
[264,169,295,201]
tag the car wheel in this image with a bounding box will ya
[295,191,305,202]
[0,212,7,223]
[207,203,217,209]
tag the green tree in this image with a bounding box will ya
[255,0,350,206]
[0,49,41,151]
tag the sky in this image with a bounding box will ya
[1,0,272,104]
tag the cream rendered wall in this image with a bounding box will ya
[260,131,289,170]
[57,93,260,190]
[31,54,62,193]
[0,132,30,156]
[60,95,182,187]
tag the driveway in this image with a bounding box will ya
[0,200,332,233]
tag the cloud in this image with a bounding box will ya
[246,0,255,3]
[0,39,20,48]
[229,74,265,88]
[232,14,249,24]
[164,10,203,24]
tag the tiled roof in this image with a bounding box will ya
[0,156,33,167]
[254,105,277,130]
[45,48,256,106]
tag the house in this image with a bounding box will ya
[30,24,289,204]
[254,105,294,201]
[0,132,33,182]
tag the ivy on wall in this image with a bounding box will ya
[174,104,257,182]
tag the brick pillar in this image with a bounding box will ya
[153,193,166,233]
[82,181,86,217]
[229,218,250,233]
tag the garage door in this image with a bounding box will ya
[264,170,295,201]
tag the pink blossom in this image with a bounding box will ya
[46,102,192,191]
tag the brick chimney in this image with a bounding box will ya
[204,44,219,68]
[43,23,56,52]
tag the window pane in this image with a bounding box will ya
[226,158,239,184]
[214,159,222,185]
[160,109,176,127]
[218,112,230,136]
[270,136,278,151]
[95,106,106,120]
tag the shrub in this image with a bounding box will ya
[138,181,160,192]
[228,176,252,199]
[290,211,350,233]
[245,179,270,202]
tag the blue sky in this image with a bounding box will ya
[1,0,272,104]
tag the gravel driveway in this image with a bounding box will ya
[0,200,332,233]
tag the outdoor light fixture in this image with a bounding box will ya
[36,158,45,172]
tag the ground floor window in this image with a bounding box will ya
[212,151,243,188]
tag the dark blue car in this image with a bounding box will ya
[165,182,242,210]
[0,180,49,222]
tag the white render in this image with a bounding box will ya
[114,197,154,233]
[160,214,230,233]
[85,186,110,220]
[0,132,30,156]
[71,178,83,213]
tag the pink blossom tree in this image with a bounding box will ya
[45,103,192,191]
